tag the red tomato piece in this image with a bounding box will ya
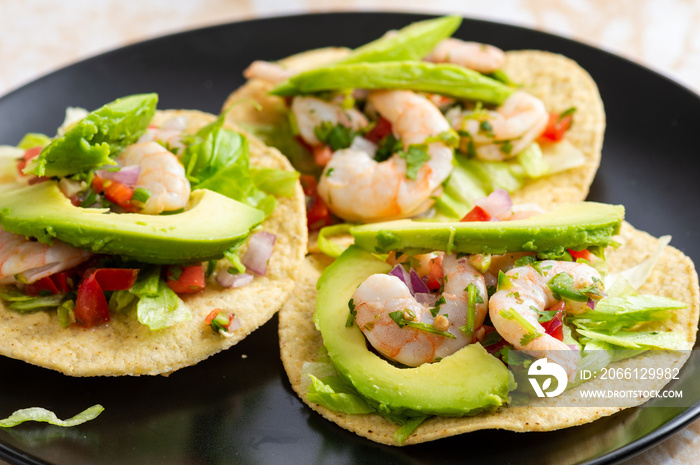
[92,268,139,291]
[426,256,444,291]
[569,248,592,261]
[50,271,74,293]
[539,112,573,142]
[16,146,42,175]
[167,265,205,294]
[312,145,333,167]
[74,273,110,327]
[461,205,491,222]
[24,277,59,296]
[364,117,393,143]
[540,301,565,342]
[299,174,317,197]
[103,180,135,210]
[307,196,333,231]
[91,174,105,193]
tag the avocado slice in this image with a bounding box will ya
[351,202,624,256]
[314,245,510,416]
[0,181,264,264]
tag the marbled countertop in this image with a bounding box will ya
[1,1,699,464]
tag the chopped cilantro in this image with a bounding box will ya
[314,121,358,151]
[559,107,577,121]
[431,296,446,317]
[388,310,455,339]
[499,307,541,346]
[398,145,431,180]
[345,298,357,328]
[374,133,402,162]
[535,306,559,323]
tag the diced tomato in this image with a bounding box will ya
[205,308,234,330]
[540,301,565,342]
[461,205,491,222]
[103,180,136,211]
[299,174,317,197]
[50,271,74,293]
[307,195,333,231]
[91,174,105,193]
[24,277,59,296]
[74,273,110,327]
[569,248,592,262]
[92,268,139,291]
[167,264,205,294]
[426,256,444,291]
[15,146,42,175]
[539,112,573,142]
[312,145,334,167]
[364,117,393,144]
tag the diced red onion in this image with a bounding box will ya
[241,231,276,276]
[227,315,242,332]
[388,265,412,293]
[410,269,430,295]
[586,299,597,311]
[474,189,512,220]
[415,292,438,308]
[97,164,141,187]
[217,270,254,288]
[544,316,563,337]
[568,345,579,350]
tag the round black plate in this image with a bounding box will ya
[1,12,699,465]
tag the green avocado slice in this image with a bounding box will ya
[314,245,510,416]
[0,181,264,264]
[350,202,624,256]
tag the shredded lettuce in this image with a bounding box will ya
[300,351,429,444]
[17,133,51,150]
[25,93,158,177]
[540,139,586,175]
[250,167,300,197]
[605,235,672,297]
[574,327,689,350]
[0,289,64,313]
[0,404,104,428]
[129,266,191,330]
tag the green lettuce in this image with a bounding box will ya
[129,266,191,330]
[301,350,429,444]
[0,405,104,428]
[180,116,287,217]
[25,93,158,177]
[17,133,51,150]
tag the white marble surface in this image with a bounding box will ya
[0,1,699,464]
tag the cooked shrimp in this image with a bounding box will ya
[243,60,296,84]
[291,96,368,147]
[489,261,604,380]
[425,38,506,74]
[318,90,453,222]
[0,226,91,285]
[449,91,549,161]
[138,116,188,155]
[353,254,487,367]
[116,142,190,215]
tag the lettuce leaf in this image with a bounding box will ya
[181,116,278,217]
[605,235,671,297]
[574,327,690,350]
[129,266,191,330]
[0,405,104,428]
[17,133,51,150]
[25,93,158,177]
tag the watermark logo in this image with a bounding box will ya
[527,358,568,398]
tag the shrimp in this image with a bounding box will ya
[0,226,91,285]
[243,60,296,84]
[353,254,487,367]
[317,90,454,222]
[425,38,506,74]
[138,115,188,155]
[489,261,604,380]
[449,91,549,161]
[291,96,368,147]
[116,142,190,215]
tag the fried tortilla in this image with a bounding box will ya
[222,48,605,211]
[0,110,307,376]
[278,223,699,445]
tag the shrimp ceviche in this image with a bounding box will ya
[281,190,697,446]
[229,15,603,229]
[0,93,301,348]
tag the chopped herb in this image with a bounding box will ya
[326,167,335,177]
[314,121,357,151]
[487,285,497,297]
[479,120,494,137]
[499,140,513,155]
[431,296,446,317]
[398,145,431,180]
[388,310,456,339]
[205,260,218,278]
[535,306,559,323]
[374,133,402,162]
[548,272,604,302]
[481,330,503,347]
[499,307,541,346]
[80,188,98,208]
[459,283,480,339]
[345,298,357,327]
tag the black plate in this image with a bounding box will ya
[1,12,699,465]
